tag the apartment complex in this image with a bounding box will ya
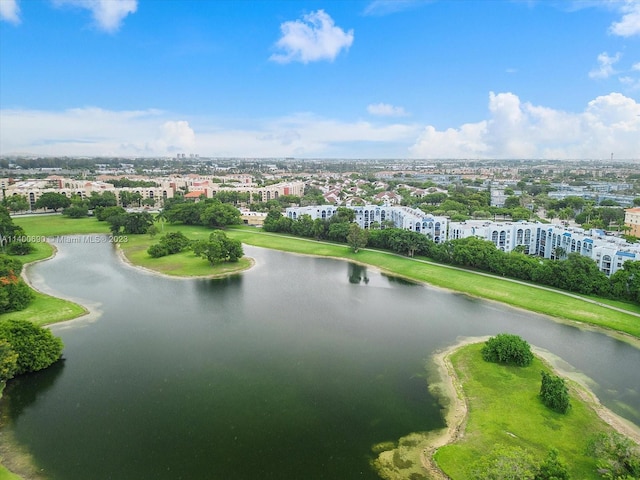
[1,176,304,209]
[285,205,639,276]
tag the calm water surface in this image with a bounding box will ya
[2,236,639,479]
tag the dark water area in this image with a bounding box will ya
[1,236,639,479]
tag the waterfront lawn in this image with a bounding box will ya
[0,290,88,327]
[225,227,640,339]
[434,343,611,479]
[118,225,253,277]
[13,215,110,237]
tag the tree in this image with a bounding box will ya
[346,223,369,253]
[200,201,242,228]
[3,195,29,212]
[34,192,71,212]
[534,448,570,480]
[119,191,142,207]
[192,231,243,265]
[540,371,570,413]
[481,333,534,367]
[63,203,89,218]
[107,212,154,235]
[0,206,33,255]
[609,261,640,304]
[95,205,126,222]
[0,255,34,313]
[0,319,64,375]
[88,191,118,209]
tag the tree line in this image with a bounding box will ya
[263,208,639,304]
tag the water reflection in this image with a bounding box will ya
[348,263,369,284]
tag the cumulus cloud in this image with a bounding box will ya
[53,0,137,32]
[609,0,640,37]
[410,91,640,159]
[589,51,622,79]
[0,0,20,24]
[270,10,354,64]
[157,121,196,152]
[2,94,639,159]
[367,103,408,117]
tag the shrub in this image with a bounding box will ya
[0,319,64,375]
[587,432,640,479]
[540,371,571,414]
[0,339,18,382]
[147,243,170,258]
[481,333,534,367]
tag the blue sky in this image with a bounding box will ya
[1,0,639,159]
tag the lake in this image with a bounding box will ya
[1,236,639,479]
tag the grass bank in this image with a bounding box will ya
[432,342,632,479]
[0,235,88,327]
[224,227,640,339]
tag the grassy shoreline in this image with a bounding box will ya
[431,341,640,479]
[9,217,640,338]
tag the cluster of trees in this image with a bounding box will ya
[147,231,243,265]
[587,432,640,479]
[471,446,569,480]
[0,255,34,314]
[481,333,534,367]
[0,319,64,383]
[162,198,242,228]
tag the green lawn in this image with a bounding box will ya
[118,226,253,277]
[434,343,612,479]
[13,215,110,237]
[0,465,22,480]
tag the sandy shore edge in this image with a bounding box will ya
[407,336,640,479]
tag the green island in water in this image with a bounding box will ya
[1,216,639,479]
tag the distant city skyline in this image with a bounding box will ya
[1,0,639,159]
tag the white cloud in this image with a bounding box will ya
[589,51,621,79]
[0,0,20,24]
[270,10,354,64]
[157,121,196,153]
[367,103,408,117]
[3,94,639,159]
[410,91,640,159]
[633,62,640,71]
[609,0,640,37]
[53,0,137,33]
[0,108,419,158]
